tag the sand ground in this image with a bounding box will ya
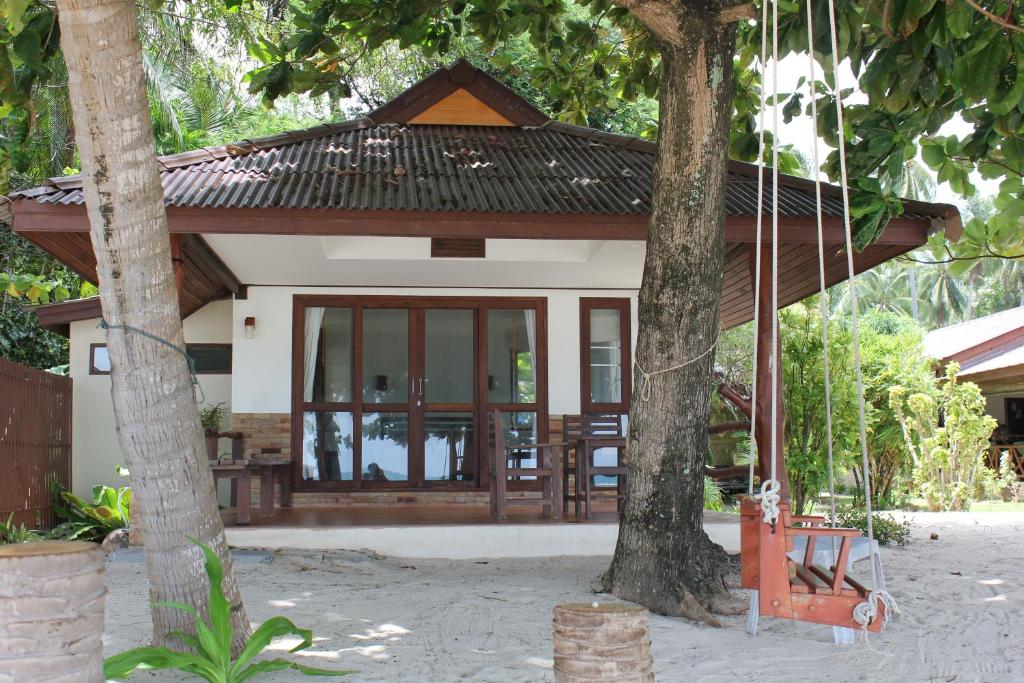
[102,512,1024,682]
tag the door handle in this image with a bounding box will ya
[418,378,424,396]
[410,377,415,396]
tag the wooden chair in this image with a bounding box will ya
[740,496,885,631]
[488,410,563,520]
[561,414,625,511]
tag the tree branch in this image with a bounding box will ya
[716,4,757,23]
[613,0,687,46]
[963,0,1024,34]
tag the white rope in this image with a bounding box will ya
[825,0,899,623]
[746,0,772,498]
[766,0,782,525]
[804,0,840,546]
[755,478,781,524]
[635,327,721,402]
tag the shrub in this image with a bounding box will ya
[200,402,227,432]
[52,469,131,542]
[703,476,724,512]
[890,363,998,511]
[0,513,44,544]
[104,539,353,681]
[832,506,911,546]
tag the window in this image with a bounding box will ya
[580,298,631,413]
[89,343,232,375]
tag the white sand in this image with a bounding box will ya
[102,512,1024,682]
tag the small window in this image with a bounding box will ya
[89,343,232,375]
[89,344,111,375]
[580,298,631,413]
[431,237,485,258]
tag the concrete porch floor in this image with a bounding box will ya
[222,503,741,559]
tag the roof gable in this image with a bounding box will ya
[369,59,548,126]
[408,88,514,126]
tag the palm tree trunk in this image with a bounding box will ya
[907,267,920,322]
[600,3,737,624]
[55,0,250,651]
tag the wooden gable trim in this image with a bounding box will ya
[31,296,103,331]
[369,59,549,127]
[408,89,515,126]
[10,200,930,245]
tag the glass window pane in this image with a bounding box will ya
[301,411,354,481]
[500,411,538,473]
[487,309,537,404]
[362,412,409,481]
[424,412,476,481]
[362,309,409,403]
[425,310,474,404]
[589,308,622,404]
[303,308,353,403]
[188,344,232,374]
[91,345,111,373]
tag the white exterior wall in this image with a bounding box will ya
[231,287,639,416]
[68,299,233,496]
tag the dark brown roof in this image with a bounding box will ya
[4,120,956,224]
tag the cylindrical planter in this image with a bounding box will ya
[553,602,653,682]
[0,541,106,683]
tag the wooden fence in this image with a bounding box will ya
[0,357,72,528]
[988,444,1024,480]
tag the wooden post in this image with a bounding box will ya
[748,243,790,501]
[0,541,106,682]
[553,602,653,682]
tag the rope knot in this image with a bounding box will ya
[852,590,900,629]
[755,478,781,525]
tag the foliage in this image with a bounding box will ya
[51,471,131,542]
[855,312,936,507]
[0,224,78,368]
[104,539,354,682]
[780,300,859,514]
[0,512,44,544]
[703,476,724,512]
[890,363,998,511]
[200,402,227,432]
[831,506,911,546]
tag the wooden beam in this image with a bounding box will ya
[169,234,185,311]
[182,234,242,296]
[9,200,931,245]
[749,243,790,501]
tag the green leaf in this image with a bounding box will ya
[191,538,233,662]
[229,616,313,676]
[103,646,205,680]
[235,658,355,682]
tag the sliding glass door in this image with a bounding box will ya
[293,296,547,491]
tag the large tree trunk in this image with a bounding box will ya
[56,0,250,651]
[601,5,738,624]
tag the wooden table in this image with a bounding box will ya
[211,459,293,525]
[575,436,627,519]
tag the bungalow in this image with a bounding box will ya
[924,306,1024,477]
[7,60,959,514]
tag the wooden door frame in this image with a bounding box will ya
[291,294,549,493]
[579,297,632,415]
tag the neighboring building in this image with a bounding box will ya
[924,306,1024,441]
[6,60,959,505]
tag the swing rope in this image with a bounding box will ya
[823,0,900,627]
[804,0,839,543]
[745,0,771,500]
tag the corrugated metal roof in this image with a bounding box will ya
[6,120,947,221]
[924,306,1024,360]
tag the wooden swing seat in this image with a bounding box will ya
[740,496,885,632]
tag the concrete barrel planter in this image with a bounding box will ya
[553,602,654,682]
[0,540,107,683]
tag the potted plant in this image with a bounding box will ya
[200,402,227,462]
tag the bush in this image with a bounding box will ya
[832,506,911,546]
[704,476,724,512]
[52,468,131,542]
[891,363,997,511]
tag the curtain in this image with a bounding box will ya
[302,307,326,480]
[303,307,326,402]
[523,308,536,385]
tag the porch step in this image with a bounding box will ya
[225,516,740,559]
